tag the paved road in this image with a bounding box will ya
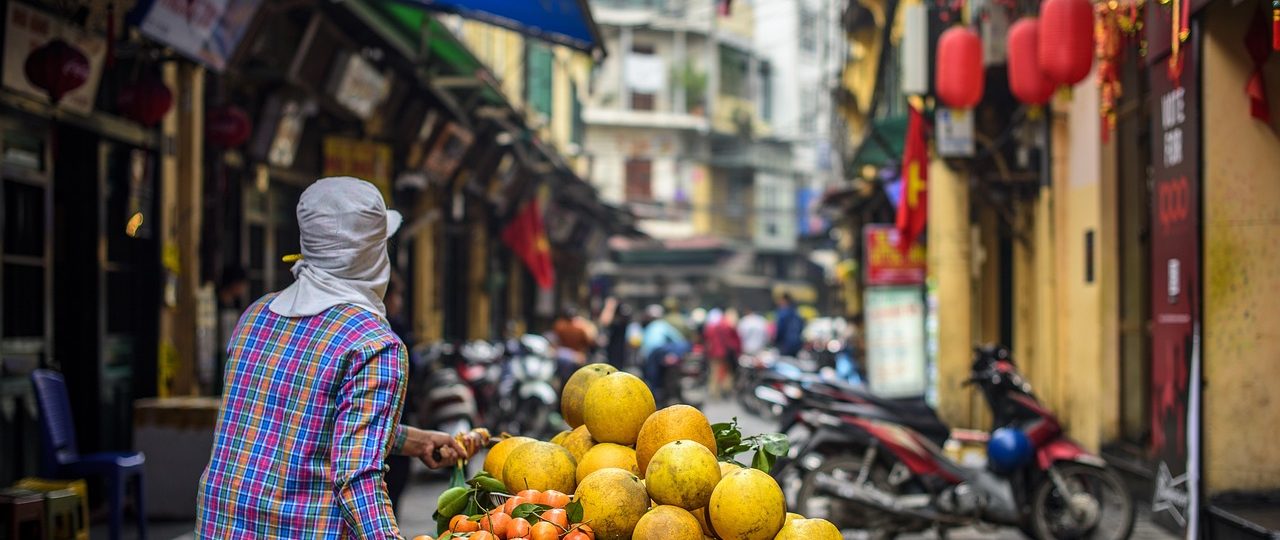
[104,397,1176,539]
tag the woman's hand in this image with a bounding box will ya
[402,428,467,469]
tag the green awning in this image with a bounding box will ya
[849,114,908,171]
[349,0,504,105]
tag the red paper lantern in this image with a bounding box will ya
[206,105,252,148]
[117,76,173,126]
[23,39,90,104]
[935,27,985,109]
[1039,0,1095,86]
[1007,18,1055,105]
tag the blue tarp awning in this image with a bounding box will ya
[391,0,605,57]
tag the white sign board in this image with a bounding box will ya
[626,53,666,94]
[865,286,927,398]
[330,51,391,120]
[3,2,107,115]
[936,108,975,158]
[137,0,263,72]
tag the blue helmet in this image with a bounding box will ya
[987,427,1033,473]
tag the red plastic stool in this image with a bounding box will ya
[0,488,45,540]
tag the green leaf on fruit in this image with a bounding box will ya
[511,503,552,520]
[566,500,584,523]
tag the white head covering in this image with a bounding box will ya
[268,177,402,319]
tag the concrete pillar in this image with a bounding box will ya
[619,26,633,110]
[1012,199,1038,382]
[929,160,974,428]
[413,192,441,342]
[159,62,204,397]
[467,214,491,341]
[706,6,719,121]
[1034,183,1060,416]
[674,30,688,114]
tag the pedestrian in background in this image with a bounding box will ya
[639,304,689,399]
[737,306,768,356]
[774,293,805,357]
[703,308,741,400]
[599,297,633,369]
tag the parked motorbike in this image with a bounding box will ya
[774,345,1135,539]
[412,342,480,439]
[458,340,505,424]
[739,352,822,420]
[659,343,707,408]
[495,334,562,440]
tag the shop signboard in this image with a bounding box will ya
[135,0,263,72]
[1147,18,1202,537]
[864,224,926,286]
[3,2,107,115]
[864,286,927,398]
[935,107,974,157]
[422,122,474,184]
[323,136,393,203]
[328,50,391,120]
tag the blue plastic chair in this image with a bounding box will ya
[30,369,146,540]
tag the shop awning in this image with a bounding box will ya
[388,0,605,57]
[849,114,907,171]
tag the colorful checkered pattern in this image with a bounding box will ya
[197,295,408,539]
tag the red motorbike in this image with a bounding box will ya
[773,346,1135,539]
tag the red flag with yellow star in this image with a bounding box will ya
[502,198,555,290]
[896,104,928,252]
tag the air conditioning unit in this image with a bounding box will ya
[900,3,929,96]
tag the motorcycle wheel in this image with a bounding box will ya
[795,454,920,538]
[1029,463,1135,540]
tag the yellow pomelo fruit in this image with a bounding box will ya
[633,505,703,540]
[560,424,596,462]
[773,518,842,540]
[635,404,716,476]
[782,512,805,529]
[502,440,577,494]
[583,372,655,445]
[574,468,651,540]
[482,436,535,478]
[719,462,742,478]
[577,443,639,483]
[645,440,722,510]
[707,468,786,540]
[549,430,571,445]
[561,363,618,428]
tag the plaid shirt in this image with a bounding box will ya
[197,295,408,539]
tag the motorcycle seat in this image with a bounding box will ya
[821,398,952,447]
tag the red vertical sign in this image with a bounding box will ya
[1148,20,1201,535]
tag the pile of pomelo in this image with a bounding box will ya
[421,363,839,540]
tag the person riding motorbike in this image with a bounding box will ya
[639,304,689,400]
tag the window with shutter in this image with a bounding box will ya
[624,158,652,202]
[526,43,554,118]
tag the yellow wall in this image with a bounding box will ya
[1201,0,1280,494]
[929,160,975,428]
[459,22,526,110]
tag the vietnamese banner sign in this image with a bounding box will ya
[323,137,393,203]
[865,286,927,398]
[864,224,926,286]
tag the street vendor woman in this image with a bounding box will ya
[197,177,469,539]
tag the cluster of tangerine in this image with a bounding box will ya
[415,489,594,540]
